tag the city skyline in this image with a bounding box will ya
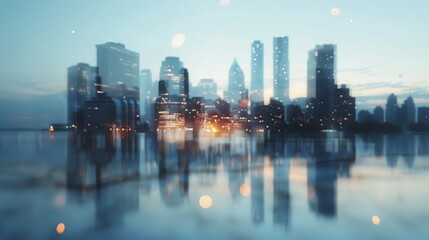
[1,1,429,128]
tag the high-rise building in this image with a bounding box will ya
[373,105,384,123]
[386,93,398,125]
[251,40,264,103]
[400,96,416,126]
[158,56,189,97]
[273,36,290,104]
[196,79,218,100]
[67,63,97,127]
[155,57,189,129]
[307,44,338,127]
[418,107,429,124]
[96,42,140,99]
[225,58,245,104]
[140,69,152,121]
[333,84,356,128]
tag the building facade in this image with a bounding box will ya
[96,42,140,100]
[251,40,264,104]
[67,63,98,127]
[273,36,290,104]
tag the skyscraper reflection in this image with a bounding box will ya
[307,133,355,218]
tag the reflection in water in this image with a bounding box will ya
[59,130,429,233]
[66,132,140,227]
[307,133,356,218]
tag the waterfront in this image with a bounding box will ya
[1,131,429,239]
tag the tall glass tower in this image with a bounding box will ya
[251,40,264,103]
[386,93,398,124]
[227,58,245,104]
[67,63,97,126]
[273,36,289,104]
[96,42,140,99]
[159,56,187,97]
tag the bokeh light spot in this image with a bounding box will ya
[239,183,251,197]
[219,0,230,7]
[330,7,341,16]
[199,195,213,209]
[372,215,381,225]
[56,223,65,234]
[171,33,186,48]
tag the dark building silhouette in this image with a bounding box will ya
[418,107,429,124]
[307,45,355,129]
[254,99,285,133]
[373,105,384,123]
[333,84,356,129]
[286,104,304,125]
[140,69,153,123]
[399,96,416,126]
[358,110,374,123]
[386,93,399,125]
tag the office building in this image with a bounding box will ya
[373,105,384,123]
[67,63,97,127]
[225,58,245,104]
[251,40,264,104]
[418,107,429,124]
[273,36,290,104]
[96,42,140,99]
[386,93,398,125]
[140,69,152,120]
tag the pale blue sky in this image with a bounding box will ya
[1,0,429,108]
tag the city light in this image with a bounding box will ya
[56,223,66,234]
[199,195,213,209]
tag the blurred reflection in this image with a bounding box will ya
[307,133,355,218]
[270,138,290,229]
[401,134,416,169]
[250,138,264,225]
[418,134,429,156]
[157,133,190,207]
[66,132,140,227]
[385,134,401,169]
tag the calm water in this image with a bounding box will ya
[1,130,429,239]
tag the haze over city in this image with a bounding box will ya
[1,0,428,128]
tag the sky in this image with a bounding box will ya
[1,0,429,128]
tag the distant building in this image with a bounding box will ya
[357,110,373,123]
[155,57,189,129]
[333,84,356,128]
[195,79,218,100]
[386,93,398,125]
[286,104,304,126]
[96,42,140,100]
[225,58,245,105]
[399,96,416,126]
[373,105,384,123]
[251,40,264,104]
[140,69,152,121]
[418,107,429,124]
[273,36,290,104]
[305,45,355,130]
[254,99,285,132]
[67,63,97,128]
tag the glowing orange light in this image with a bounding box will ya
[239,183,251,197]
[56,223,65,234]
[199,195,213,209]
[372,215,381,225]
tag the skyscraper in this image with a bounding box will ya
[67,63,97,127]
[226,58,245,104]
[96,42,140,99]
[273,36,290,104]
[307,44,338,127]
[196,79,218,100]
[159,56,187,97]
[373,105,384,123]
[418,107,429,124]
[400,96,416,126]
[251,40,264,103]
[140,69,152,120]
[386,93,398,125]
[155,57,189,129]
